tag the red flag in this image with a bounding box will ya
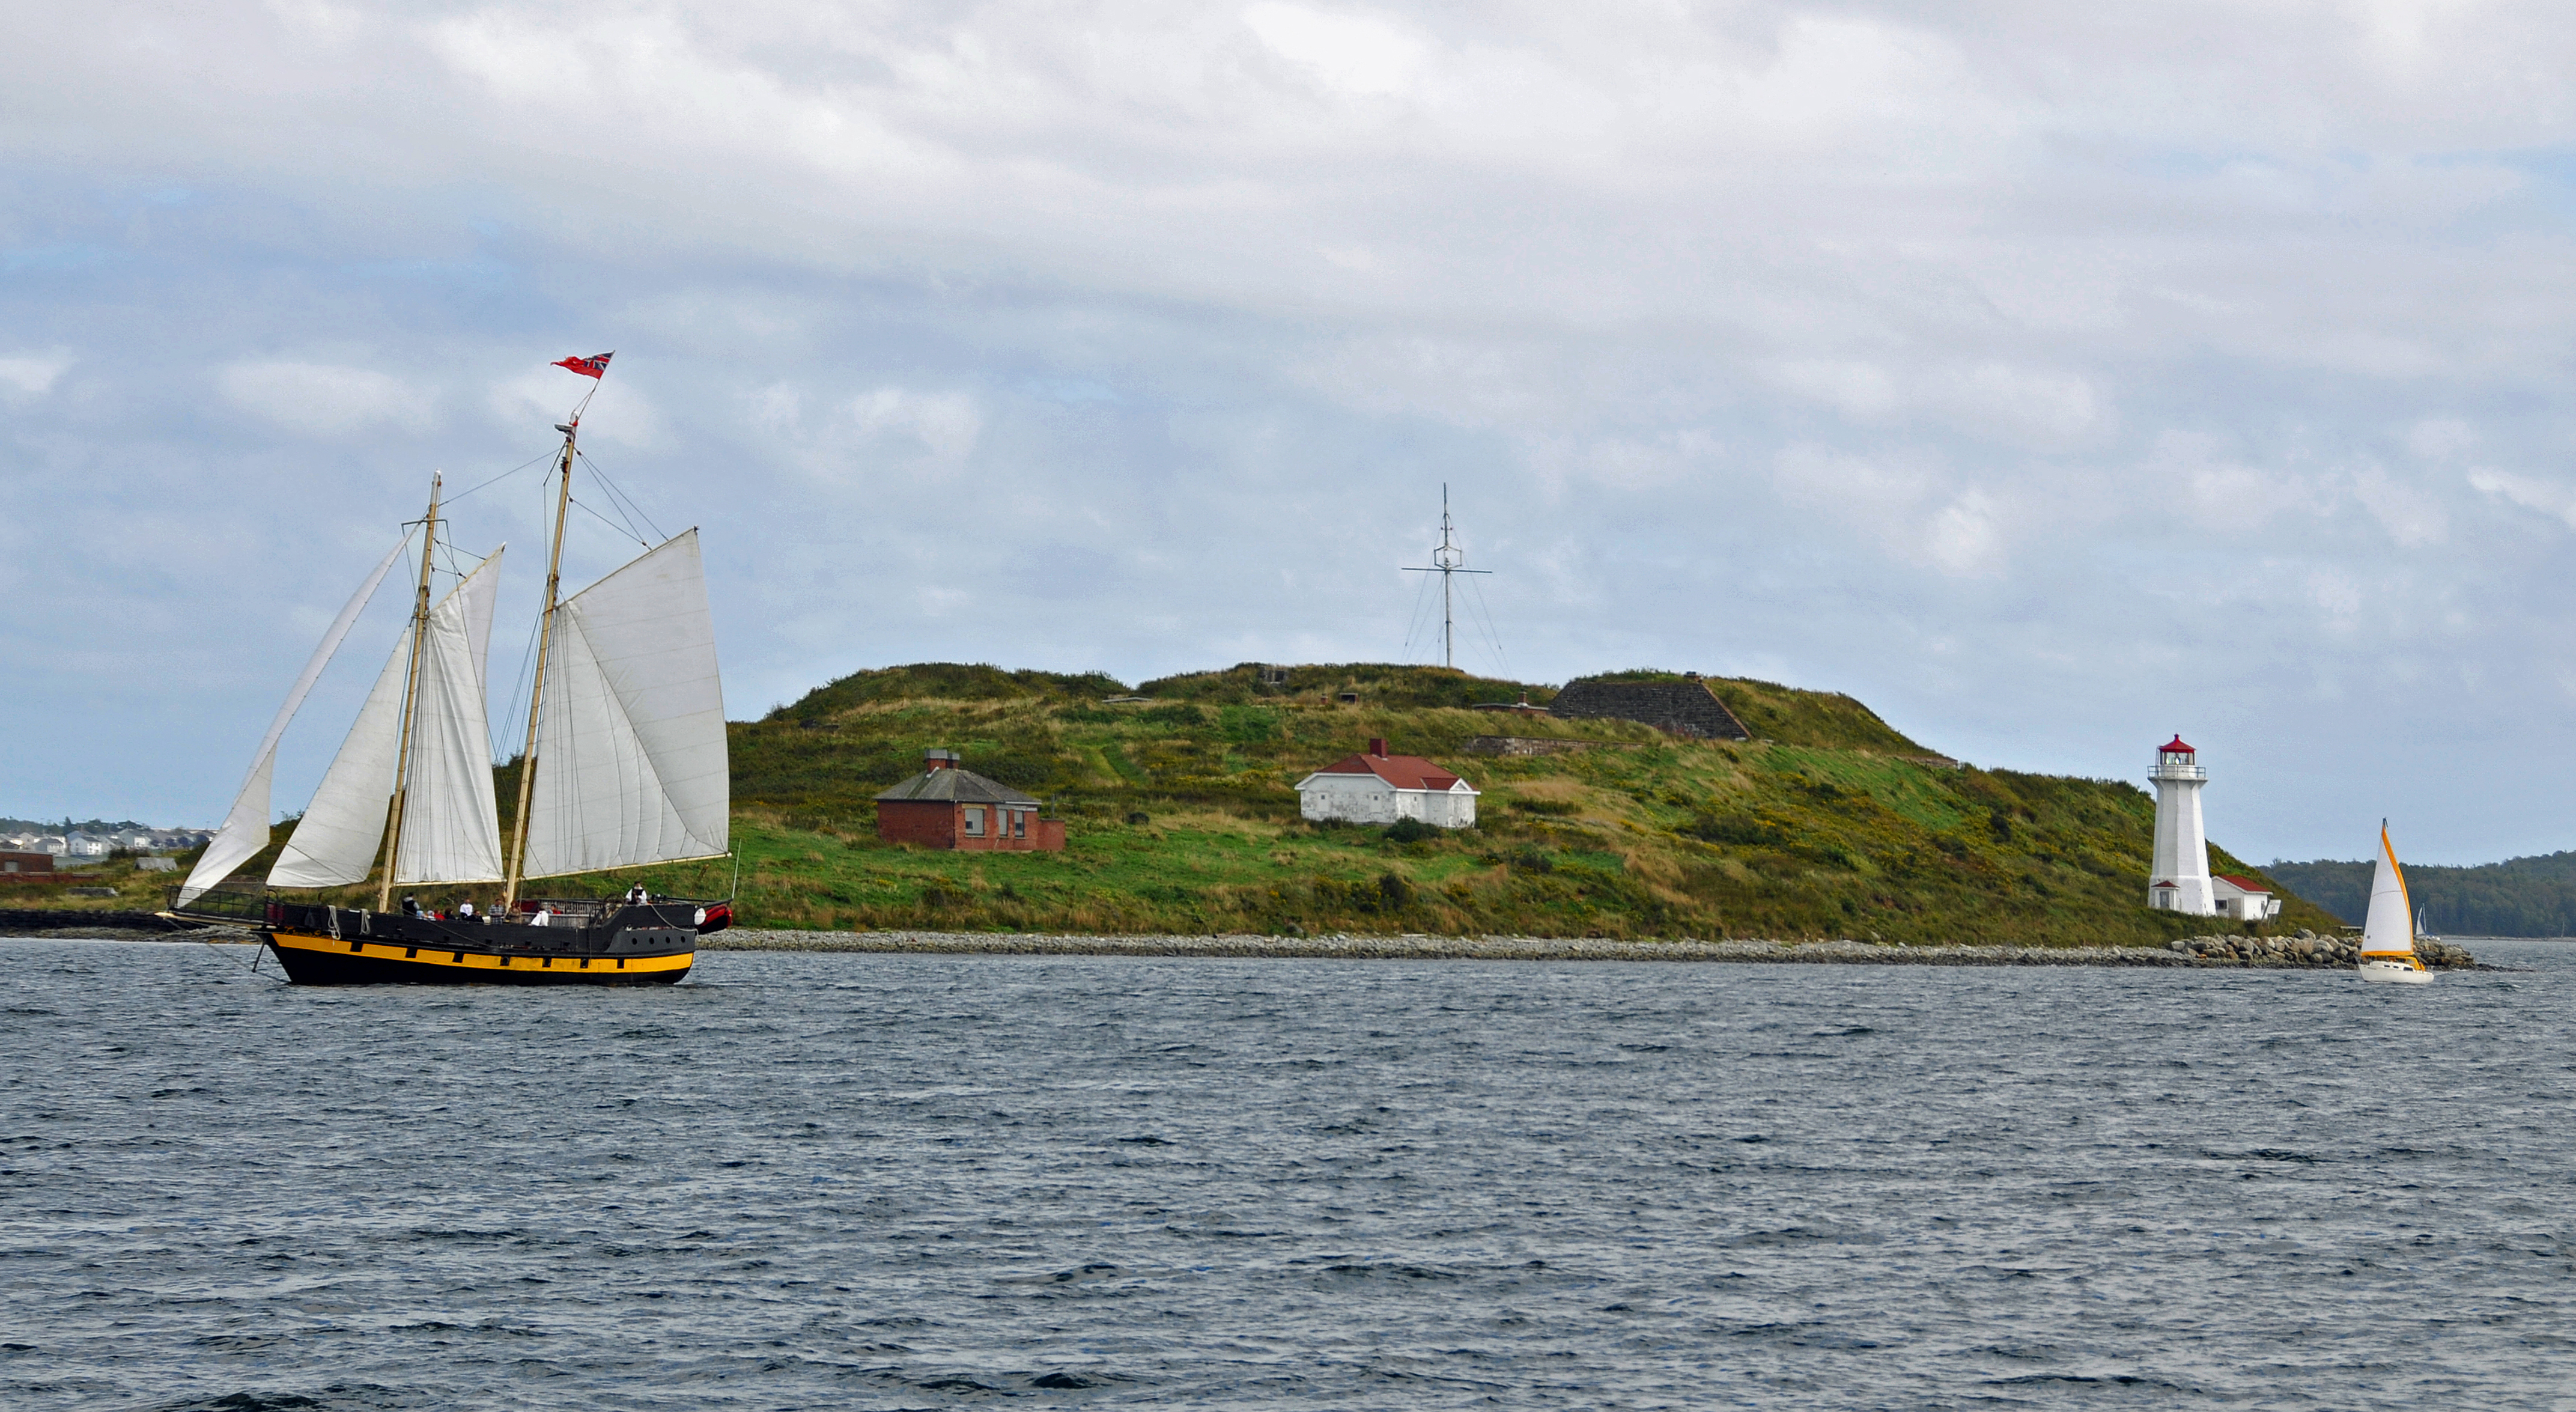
[554,351,613,379]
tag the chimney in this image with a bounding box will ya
[1367,737,1388,757]
[924,749,958,771]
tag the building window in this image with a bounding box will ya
[1012,811,1027,839]
[963,806,985,836]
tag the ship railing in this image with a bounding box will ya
[165,886,270,925]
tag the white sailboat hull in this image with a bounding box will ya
[2359,958,2433,985]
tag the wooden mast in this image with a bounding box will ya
[503,423,578,911]
[373,475,442,912]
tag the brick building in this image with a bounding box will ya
[1,851,62,881]
[873,750,1067,851]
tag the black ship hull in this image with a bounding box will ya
[174,894,716,987]
[266,928,692,985]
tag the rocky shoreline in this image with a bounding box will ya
[2169,928,2480,969]
[708,927,2486,969]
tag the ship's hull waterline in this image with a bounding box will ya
[2358,958,2434,985]
[171,892,716,987]
[264,928,692,986]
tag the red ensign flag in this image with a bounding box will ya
[554,351,614,379]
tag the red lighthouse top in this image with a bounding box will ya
[2160,735,2195,755]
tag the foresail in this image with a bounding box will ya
[524,529,728,878]
[267,622,409,887]
[179,538,409,903]
[2359,827,2413,957]
[394,551,505,884]
[270,555,508,889]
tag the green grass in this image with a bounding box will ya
[11,661,2338,944]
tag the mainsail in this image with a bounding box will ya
[2359,823,2414,960]
[520,530,728,878]
[178,539,409,904]
[269,552,507,887]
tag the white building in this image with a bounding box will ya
[1295,738,1480,827]
[2211,874,2282,922]
[2148,735,2217,914]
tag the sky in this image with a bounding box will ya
[7,0,2576,865]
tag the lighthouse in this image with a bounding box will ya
[2147,735,2216,914]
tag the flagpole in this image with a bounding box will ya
[502,351,610,913]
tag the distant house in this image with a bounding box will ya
[2211,874,2282,922]
[1295,738,1480,827]
[2,851,58,880]
[1549,677,1751,740]
[873,750,1066,851]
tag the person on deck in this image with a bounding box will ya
[627,884,648,906]
[401,895,420,918]
[458,899,476,921]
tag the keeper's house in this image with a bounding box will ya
[2210,874,2282,922]
[1295,738,1480,828]
[874,750,1066,851]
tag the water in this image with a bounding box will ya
[5,938,2574,1410]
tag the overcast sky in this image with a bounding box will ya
[7,1,2576,864]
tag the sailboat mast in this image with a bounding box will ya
[373,475,443,912]
[503,425,578,911]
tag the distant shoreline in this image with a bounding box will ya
[709,929,2491,967]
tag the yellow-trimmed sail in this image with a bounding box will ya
[2359,822,2423,967]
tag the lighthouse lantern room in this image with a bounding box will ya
[2148,735,2217,915]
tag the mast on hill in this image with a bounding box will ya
[1402,484,1492,669]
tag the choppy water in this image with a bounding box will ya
[5,938,2575,1410]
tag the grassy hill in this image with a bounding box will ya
[2268,851,2576,936]
[10,662,2339,944]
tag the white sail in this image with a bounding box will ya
[2359,824,2414,958]
[393,550,505,883]
[270,555,507,888]
[268,622,409,887]
[179,538,409,903]
[523,530,728,878]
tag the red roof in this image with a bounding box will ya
[1310,752,1465,792]
[2214,874,2270,894]
[2160,735,2195,754]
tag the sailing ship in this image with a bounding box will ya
[169,354,732,984]
[2357,820,2432,985]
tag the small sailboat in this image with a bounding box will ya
[171,353,732,984]
[2357,820,2432,985]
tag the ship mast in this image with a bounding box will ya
[1402,484,1491,669]
[373,474,442,911]
[502,419,579,912]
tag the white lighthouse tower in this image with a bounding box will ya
[2147,734,2216,914]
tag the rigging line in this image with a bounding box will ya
[443,451,554,508]
[493,595,545,766]
[570,493,651,547]
[1398,568,1438,663]
[576,452,667,544]
[1464,576,1510,675]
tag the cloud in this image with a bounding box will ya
[1772,445,2013,577]
[1242,4,1428,97]
[2469,468,2576,529]
[0,352,70,399]
[217,360,435,437]
[14,1,2576,860]
[2351,463,2448,546]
